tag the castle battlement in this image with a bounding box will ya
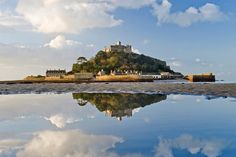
[104,41,132,53]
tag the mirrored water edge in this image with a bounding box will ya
[0,93,235,157]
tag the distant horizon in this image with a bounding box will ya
[0,0,235,81]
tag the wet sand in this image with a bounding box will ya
[0,83,236,98]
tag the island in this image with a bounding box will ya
[72,93,167,120]
[23,41,183,83]
[0,41,216,84]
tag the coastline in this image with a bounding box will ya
[0,82,236,98]
[0,78,153,84]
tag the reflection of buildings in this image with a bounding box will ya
[105,108,132,121]
[72,93,167,121]
[76,98,88,106]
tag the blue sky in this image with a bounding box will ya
[0,0,235,81]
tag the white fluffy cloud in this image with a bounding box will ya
[0,0,225,33]
[16,0,122,33]
[15,0,156,34]
[44,35,82,49]
[152,0,225,27]
[154,134,227,157]
[17,130,123,157]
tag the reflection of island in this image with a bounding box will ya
[72,93,167,120]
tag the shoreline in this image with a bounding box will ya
[0,82,236,98]
[0,79,153,84]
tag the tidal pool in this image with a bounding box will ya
[0,93,235,157]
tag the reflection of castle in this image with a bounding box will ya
[76,98,88,106]
[105,108,133,121]
[72,93,167,121]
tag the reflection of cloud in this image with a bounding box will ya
[17,130,123,157]
[196,98,201,103]
[0,139,24,156]
[144,117,150,123]
[168,95,184,103]
[87,115,96,119]
[45,114,82,128]
[0,94,102,130]
[132,108,141,114]
[154,134,227,157]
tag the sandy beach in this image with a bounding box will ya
[0,82,235,98]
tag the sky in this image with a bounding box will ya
[0,0,235,81]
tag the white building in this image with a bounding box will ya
[104,41,132,53]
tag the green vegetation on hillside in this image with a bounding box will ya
[72,93,167,112]
[72,50,174,74]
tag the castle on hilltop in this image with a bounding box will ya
[104,41,132,53]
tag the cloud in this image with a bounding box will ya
[167,58,182,68]
[15,0,155,34]
[44,35,82,49]
[0,40,96,80]
[154,134,227,157]
[0,0,226,33]
[195,58,213,67]
[110,0,154,9]
[16,0,122,34]
[45,114,82,128]
[152,0,225,27]
[143,39,150,45]
[169,61,181,67]
[17,130,124,157]
[195,58,201,63]
[0,10,27,27]
[0,138,24,156]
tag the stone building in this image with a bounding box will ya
[74,73,94,81]
[104,41,132,53]
[46,69,66,77]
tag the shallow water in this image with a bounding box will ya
[0,93,236,157]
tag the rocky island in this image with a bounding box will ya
[21,41,183,83]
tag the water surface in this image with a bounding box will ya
[0,93,235,157]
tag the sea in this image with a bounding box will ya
[0,91,236,157]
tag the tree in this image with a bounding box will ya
[72,50,175,74]
[77,56,87,64]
